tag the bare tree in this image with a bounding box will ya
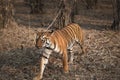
[62,0,76,26]
[111,0,120,30]
[56,0,76,29]
[0,0,14,28]
[82,0,98,9]
[27,0,43,14]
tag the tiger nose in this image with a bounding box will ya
[35,44,40,49]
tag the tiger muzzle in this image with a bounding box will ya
[35,44,41,49]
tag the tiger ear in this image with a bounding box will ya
[40,30,44,32]
[49,29,54,33]
[36,31,40,35]
[36,31,42,36]
[34,30,38,33]
[36,30,45,35]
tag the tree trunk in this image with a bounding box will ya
[55,0,76,29]
[62,0,76,26]
[111,0,120,30]
[0,0,14,28]
[83,0,98,9]
[29,0,43,14]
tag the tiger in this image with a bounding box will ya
[33,23,85,80]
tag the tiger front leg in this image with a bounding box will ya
[62,50,69,73]
[68,48,74,64]
[33,57,47,80]
[33,49,52,80]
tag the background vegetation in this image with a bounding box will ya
[0,0,119,80]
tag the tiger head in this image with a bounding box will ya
[35,31,53,49]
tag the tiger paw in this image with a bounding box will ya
[33,76,42,80]
[63,69,69,73]
[69,60,73,65]
[63,66,69,73]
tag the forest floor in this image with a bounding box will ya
[0,0,120,80]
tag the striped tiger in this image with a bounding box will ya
[34,23,85,80]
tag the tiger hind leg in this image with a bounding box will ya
[68,48,74,64]
[62,50,69,73]
[77,42,85,54]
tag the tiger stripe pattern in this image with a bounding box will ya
[34,23,85,80]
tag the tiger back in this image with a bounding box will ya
[36,23,84,52]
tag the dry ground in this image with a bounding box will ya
[0,0,120,80]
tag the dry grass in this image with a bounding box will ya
[0,21,120,80]
[0,22,36,51]
[0,0,120,80]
